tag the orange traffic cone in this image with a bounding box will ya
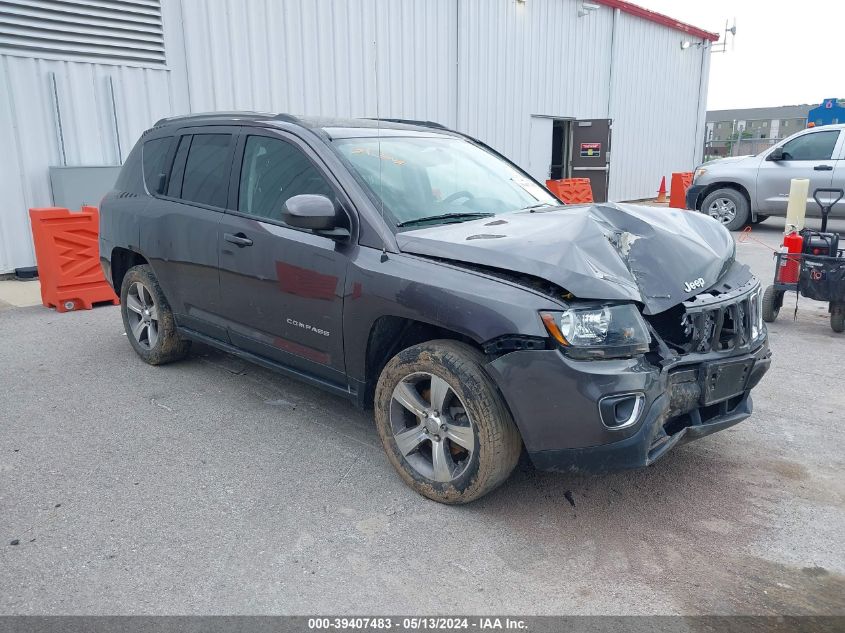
[656,176,668,203]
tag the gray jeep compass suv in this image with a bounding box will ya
[100,113,771,504]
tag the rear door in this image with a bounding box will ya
[217,129,351,385]
[141,127,238,340]
[756,129,841,216]
[570,119,611,202]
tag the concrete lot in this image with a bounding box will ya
[1,216,844,615]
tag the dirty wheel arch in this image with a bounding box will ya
[374,339,522,504]
[120,264,191,365]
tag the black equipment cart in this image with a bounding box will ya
[762,188,845,333]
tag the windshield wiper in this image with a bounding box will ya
[397,212,495,227]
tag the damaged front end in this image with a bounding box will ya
[481,240,771,474]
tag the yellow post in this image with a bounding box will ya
[785,178,809,234]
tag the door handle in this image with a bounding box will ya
[814,165,833,171]
[223,232,253,247]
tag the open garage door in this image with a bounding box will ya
[571,119,612,202]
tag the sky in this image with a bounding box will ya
[638,0,844,111]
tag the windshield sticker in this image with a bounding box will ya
[350,147,406,166]
[511,175,548,201]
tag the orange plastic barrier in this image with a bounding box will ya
[669,172,694,209]
[545,178,594,204]
[28,206,119,313]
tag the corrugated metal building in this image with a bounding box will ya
[0,0,716,274]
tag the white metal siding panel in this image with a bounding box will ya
[607,11,708,201]
[0,0,710,272]
[458,0,614,172]
[178,0,457,125]
[0,54,173,271]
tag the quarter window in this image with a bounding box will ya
[180,134,233,207]
[141,137,173,194]
[779,131,839,161]
[238,136,334,221]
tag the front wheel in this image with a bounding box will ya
[120,264,191,365]
[374,340,522,504]
[701,187,750,231]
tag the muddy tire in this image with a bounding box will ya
[762,285,783,323]
[701,187,750,231]
[120,264,190,365]
[374,340,522,504]
[831,305,845,333]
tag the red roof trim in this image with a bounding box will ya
[594,0,720,42]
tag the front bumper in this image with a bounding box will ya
[685,183,707,210]
[486,339,771,473]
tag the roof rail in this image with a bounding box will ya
[153,111,281,126]
[367,118,450,131]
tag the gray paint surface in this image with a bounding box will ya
[0,219,843,614]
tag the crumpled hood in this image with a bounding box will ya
[396,203,745,315]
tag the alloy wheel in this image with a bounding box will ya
[707,197,737,225]
[125,282,159,350]
[389,372,476,483]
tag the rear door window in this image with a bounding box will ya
[179,133,234,207]
[142,137,173,194]
[780,131,840,161]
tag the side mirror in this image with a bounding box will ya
[282,194,349,238]
[767,147,785,162]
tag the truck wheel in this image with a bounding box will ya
[120,264,191,365]
[701,188,750,231]
[831,305,845,333]
[762,285,783,323]
[374,340,522,504]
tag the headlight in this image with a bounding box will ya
[540,304,651,359]
[693,167,707,181]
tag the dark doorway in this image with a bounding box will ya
[549,119,572,180]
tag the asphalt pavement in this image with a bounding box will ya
[0,215,843,615]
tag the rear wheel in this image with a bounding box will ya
[120,265,191,365]
[762,285,783,323]
[374,340,522,504]
[831,305,845,333]
[701,187,750,231]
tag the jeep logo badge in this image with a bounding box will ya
[683,277,705,293]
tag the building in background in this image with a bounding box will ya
[703,102,845,160]
[0,0,716,274]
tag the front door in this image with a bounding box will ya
[756,129,842,216]
[570,119,612,202]
[217,130,350,385]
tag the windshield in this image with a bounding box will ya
[334,136,558,227]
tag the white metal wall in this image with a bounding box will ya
[178,0,458,125]
[457,0,614,165]
[607,9,710,201]
[0,0,710,273]
[0,56,175,273]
